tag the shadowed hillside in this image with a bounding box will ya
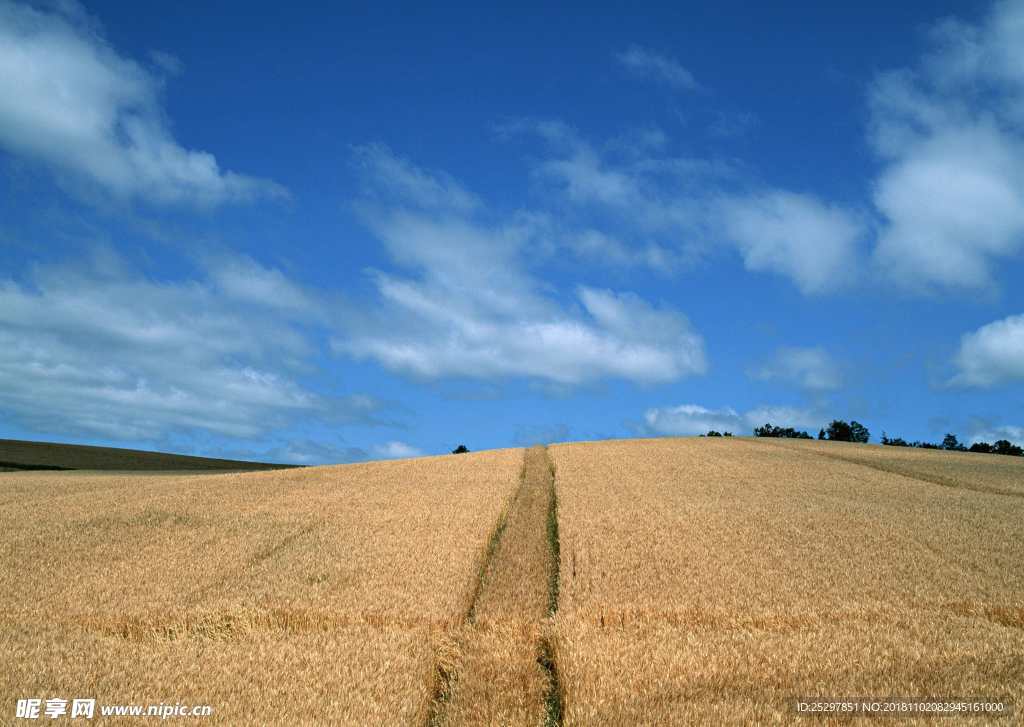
[0,439,299,472]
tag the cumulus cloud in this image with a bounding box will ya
[0,252,381,441]
[515,4,1024,298]
[869,0,1024,290]
[371,441,424,459]
[616,45,698,91]
[504,120,862,294]
[969,424,1024,446]
[0,0,286,206]
[643,404,747,436]
[749,346,842,392]
[951,313,1024,386]
[715,192,864,294]
[333,145,707,385]
[339,273,706,385]
[643,403,823,437]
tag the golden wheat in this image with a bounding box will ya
[0,449,523,725]
[5,437,1023,725]
[549,437,1024,725]
[761,436,1024,498]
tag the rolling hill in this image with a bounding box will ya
[1,437,1021,724]
[0,438,298,471]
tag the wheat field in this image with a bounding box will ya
[2,437,1022,724]
[0,449,522,724]
[549,437,1024,724]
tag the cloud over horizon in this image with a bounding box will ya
[372,440,425,459]
[0,251,381,442]
[643,403,824,437]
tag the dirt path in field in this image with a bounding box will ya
[428,445,562,727]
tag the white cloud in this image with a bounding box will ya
[742,406,823,431]
[353,143,480,213]
[205,254,320,315]
[526,126,721,225]
[869,0,1024,290]
[568,230,681,271]
[506,120,861,294]
[715,192,864,294]
[0,252,379,441]
[334,146,707,385]
[371,441,424,459]
[0,0,286,206]
[969,425,1024,446]
[339,272,706,385]
[643,403,823,437]
[539,146,645,208]
[616,45,698,91]
[643,404,747,436]
[750,346,842,392]
[951,313,1024,386]
[521,3,1024,298]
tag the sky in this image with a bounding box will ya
[2,0,1024,464]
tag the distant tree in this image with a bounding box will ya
[823,420,869,443]
[754,423,812,439]
[818,428,826,440]
[706,430,723,437]
[916,441,940,449]
[942,433,967,451]
[825,420,853,442]
[881,433,910,447]
[992,440,1024,456]
[723,432,733,437]
[969,441,993,454]
[452,445,470,454]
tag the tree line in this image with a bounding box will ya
[702,419,1023,457]
[749,420,870,443]
[879,432,1022,456]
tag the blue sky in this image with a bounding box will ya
[2,0,1024,463]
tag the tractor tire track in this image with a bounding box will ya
[428,445,562,727]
